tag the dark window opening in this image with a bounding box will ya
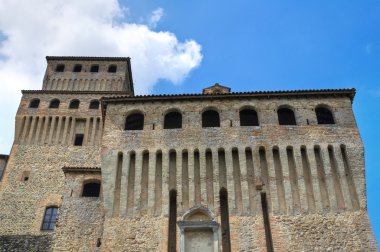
[74,134,84,146]
[29,99,40,108]
[69,99,80,109]
[90,65,99,73]
[164,111,182,129]
[55,64,65,72]
[316,107,335,124]
[240,109,259,126]
[73,64,82,72]
[49,99,60,109]
[89,100,100,109]
[82,182,101,197]
[41,207,58,231]
[220,187,231,252]
[125,113,144,130]
[168,189,177,252]
[261,192,274,252]
[278,108,296,125]
[202,110,220,127]
[108,65,117,73]
[21,171,30,182]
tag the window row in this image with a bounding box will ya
[29,99,100,110]
[125,106,335,130]
[55,64,117,73]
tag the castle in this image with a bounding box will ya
[0,56,378,251]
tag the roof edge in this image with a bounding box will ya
[46,56,130,61]
[62,166,101,173]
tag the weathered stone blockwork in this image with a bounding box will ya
[0,56,377,251]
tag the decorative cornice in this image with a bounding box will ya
[46,56,130,61]
[62,167,101,173]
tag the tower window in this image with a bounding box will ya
[90,65,99,73]
[74,134,84,146]
[240,108,259,126]
[125,113,144,130]
[41,207,58,231]
[89,100,100,109]
[202,110,220,127]
[29,99,40,108]
[164,111,182,129]
[55,64,65,72]
[73,64,82,72]
[277,107,296,125]
[82,181,101,197]
[108,65,117,73]
[316,107,335,124]
[69,99,80,109]
[49,99,60,109]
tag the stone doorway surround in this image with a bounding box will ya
[177,205,220,252]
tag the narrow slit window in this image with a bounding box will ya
[168,189,177,252]
[74,134,84,146]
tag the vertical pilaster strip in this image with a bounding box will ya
[27,116,37,144]
[61,117,69,145]
[162,150,169,216]
[47,116,57,145]
[83,117,91,146]
[334,144,353,210]
[148,149,156,214]
[68,117,76,146]
[54,116,63,144]
[253,147,263,214]
[205,149,214,211]
[199,148,207,206]
[266,148,279,213]
[212,148,220,214]
[90,117,97,145]
[238,147,250,215]
[188,149,195,208]
[293,147,308,212]
[279,146,293,214]
[134,151,143,216]
[320,144,337,211]
[120,152,130,217]
[21,116,31,143]
[34,117,43,145]
[306,145,323,212]
[41,117,50,144]
[176,150,183,214]
[225,148,236,214]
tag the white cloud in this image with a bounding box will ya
[0,0,202,154]
[149,8,164,28]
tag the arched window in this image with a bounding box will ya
[89,100,100,109]
[73,64,82,72]
[240,108,259,126]
[82,181,101,197]
[41,206,58,230]
[202,109,220,127]
[164,111,182,129]
[69,99,80,109]
[90,65,99,73]
[55,64,65,72]
[277,107,296,125]
[29,99,40,108]
[49,99,60,109]
[125,113,144,130]
[108,65,117,73]
[315,107,335,124]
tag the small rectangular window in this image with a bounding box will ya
[21,171,30,182]
[74,134,84,146]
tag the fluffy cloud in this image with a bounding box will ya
[0,0,202,153]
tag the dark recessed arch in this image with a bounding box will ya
[69,99,80,109]
[240,108,259,126]
[73,64,82,72]
[82,180,101,197]
[277,107,296,125]
[90,64,99,73]
[164,111,182,129]
[29,99,40,108]
[202,109,220,128]
[49,99,60,109]
[108,65,117,73]
[89,100,100,109]
[55,64,65,72]
[315,106,335,124]
[125,112,144,130]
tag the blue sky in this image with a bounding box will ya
[0,0,379,245]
